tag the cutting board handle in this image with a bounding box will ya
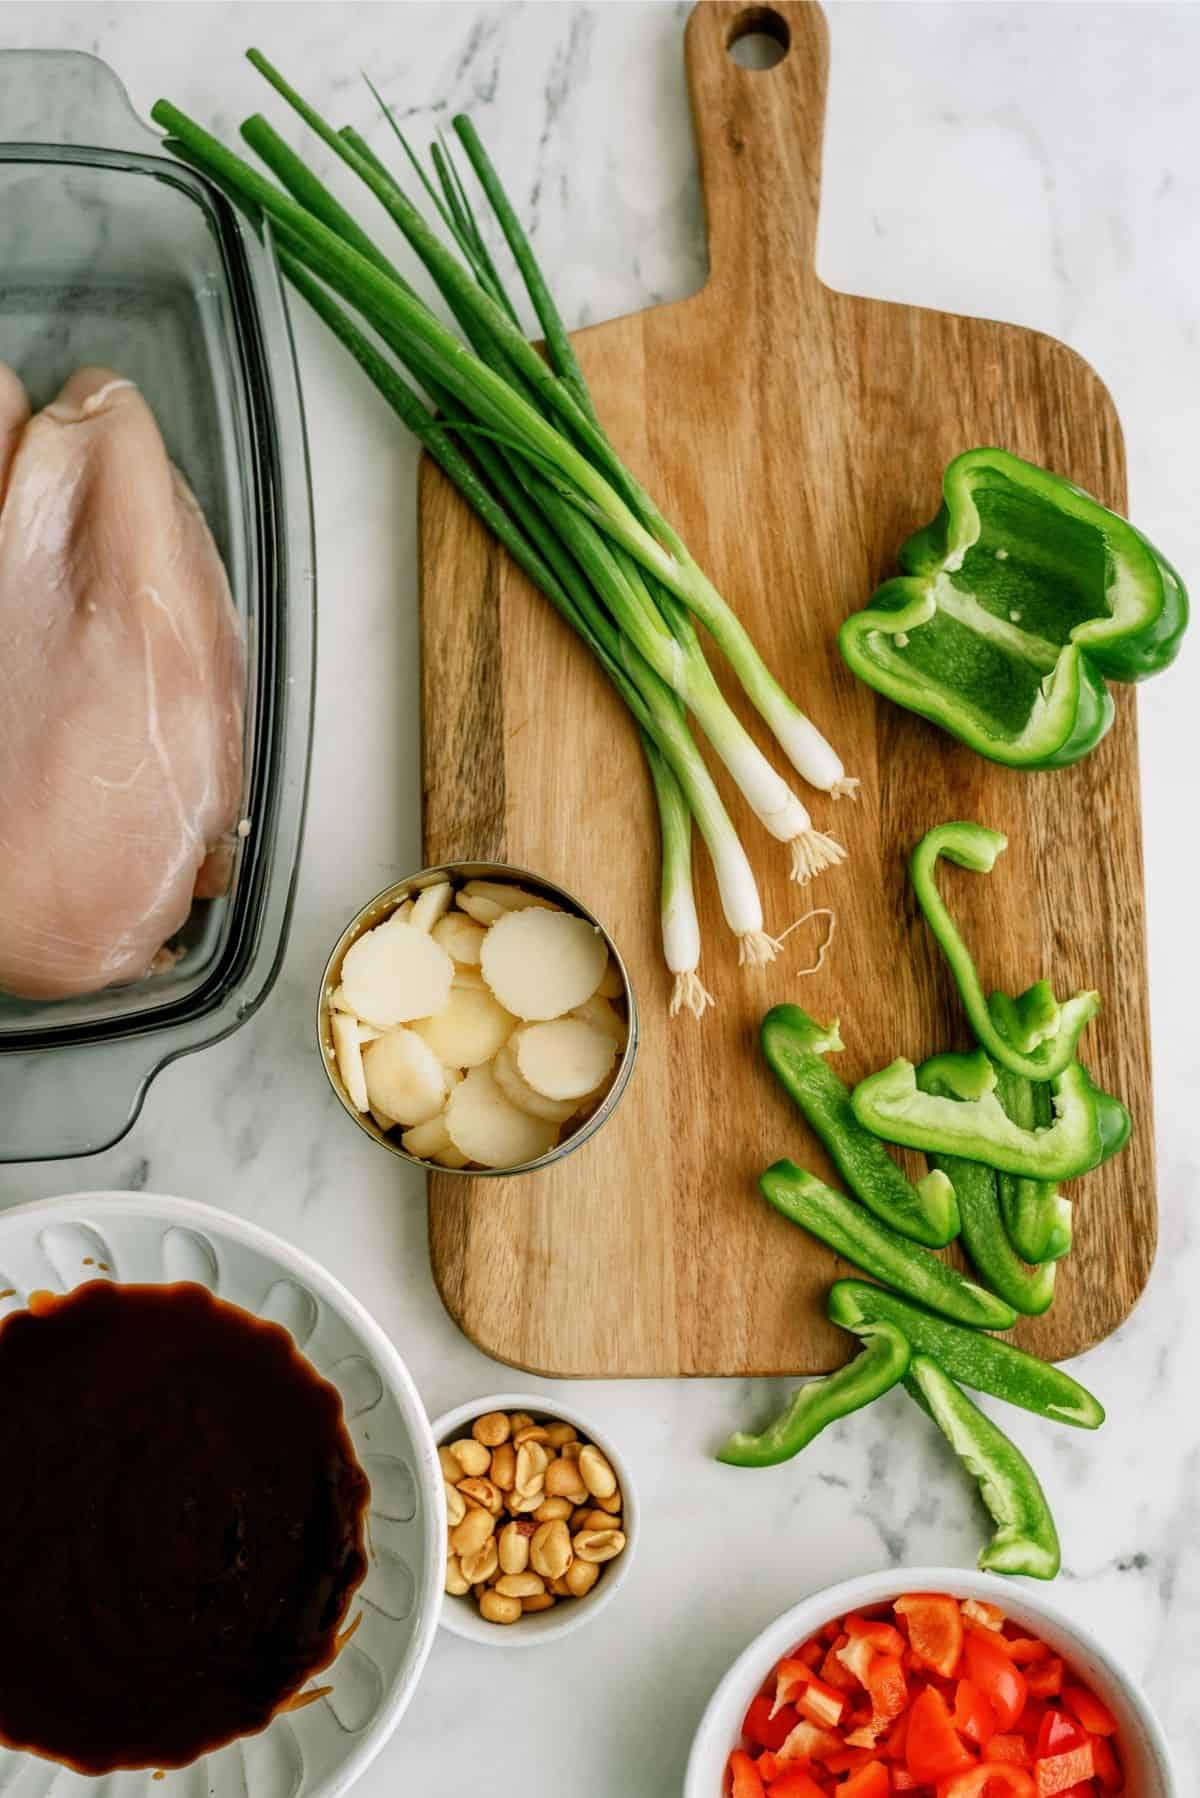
[684,1,829,293]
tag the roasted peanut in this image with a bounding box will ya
[438,1445,464,1482]
[512,1423,550,1447]
[572,1528,625,1564]
[560,1440,584,1463]
[545,1422,578,1449]
[547,1574,573,1597]
[472,1410,511,1448]
[593,1486,622,1515]
[544,1457,589,1501]
[460,1538,498,1585]
[479,1590,522,1625]
[494,1571,545,1599]
[444,1480,467,1527]
[508,1412,535,1433]
[449,1506,495,1559]
[498,1521,531,1575]
[530,1519,573,1580]
[521,1593,556,1613]
[457,1475,504,1517]
[514,1440,549,1496]
[449,1438,491,1479]
[533,1496,573,1523]
[490,1442,517,1491]
[565,1557,600,1598]
[509,1488,545,1515]
[570,1504,592,1529]
[580,1508,616,1532]
[578,1444,617,1500]
[445,1554,470,1597]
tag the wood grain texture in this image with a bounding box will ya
[418,0,1155,1377]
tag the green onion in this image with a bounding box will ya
[152,58,854,1004]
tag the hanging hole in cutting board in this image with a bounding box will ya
[726,7,791,70]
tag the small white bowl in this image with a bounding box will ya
[430,1392,638,1648]
[684,1565,1177,1797]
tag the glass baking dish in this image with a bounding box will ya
[0,51,315,1161]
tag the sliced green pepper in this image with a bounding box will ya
[851,1051,1124,1181]
[993,1068,1073,1265]
[839,447,1188,769]
[909,823,1099,1079]
[718,1319,910,1468]
[761,1004,959,1247]
[760,1160,1016,1330]
[915,1064,1056,1317]
[906,1354,1061,1580]
[828,1279,1105,1429]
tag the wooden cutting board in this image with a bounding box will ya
[418,0,1154,1376]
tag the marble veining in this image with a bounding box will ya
[0,4,1197,1794]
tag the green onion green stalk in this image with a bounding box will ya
[151,53,855,1010]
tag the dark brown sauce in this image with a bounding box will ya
[0,1281,370,1774]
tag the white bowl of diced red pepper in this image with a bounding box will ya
[685,1567,1176,1797]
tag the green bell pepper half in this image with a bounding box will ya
[915,1064,1057,1317]
[851,1050,1128,1181]
[839,446,1188,769]
[906,1354,1062,1580]
[910,822,1100,1079]
[828,1279,1105,1429]
[993,1068,1073,1265]
[760,1160,1016,1330]
[717,1320,910,1468]
[761,1003,959,1247]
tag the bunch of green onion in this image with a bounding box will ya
[152,57,856,1017]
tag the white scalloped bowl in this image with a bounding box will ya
[684,1567,1177,1797]
[0,1192,445,1798]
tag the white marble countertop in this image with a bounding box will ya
[2,2,1198,1791]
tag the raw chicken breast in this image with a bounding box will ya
[0,365,245,1000]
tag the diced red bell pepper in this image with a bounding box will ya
[1089,1733,1122,1790]
[765,1770,827,1798]
[796,1676,847,1730]
[884,1709,910,1761]
[773,1660,817,1716]
[1060,1683,1118,1738]
[1035,1710,1089,1760]
[823,1641,863,1694]
[936,1767,1036,1797]
[847,1614,908,1657]
[756,1753,783,1783]
[728,1748,766,1797]
[893,1775,919,1793]
[841,1761,892,1798]
[895,1595,965,1679]
[964,1628,1028,1732]
[906,1687,976,1784]
[1025,1660,1064,1699]
[1043,1787,1097,1798]
[952,1680,997,1748]
[798,1638,825,1669]
[1034,1743,1095,1795]
[838,1635,879,1690]
[777,1720,843,1766]
[825,1746,874,1775]
[961,1599,1006,1632]
[986,1735,1031,1767]
[867,1654,910,1725]
[745,1695,800,1753]
[1006,1639,1051,1666]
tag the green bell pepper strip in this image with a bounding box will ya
[761,1004,959,1247]
[993,1069,1073,1264]
[851,1050,1126,1181]
[828,1279,1105,1429]
[760,1161,1016,1330]
[915,1066,1057,1317]
[906,1355,1062,1580]
[909,823,1100,1080]
[839,447,1188,769]
[717,1320,910,1468]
